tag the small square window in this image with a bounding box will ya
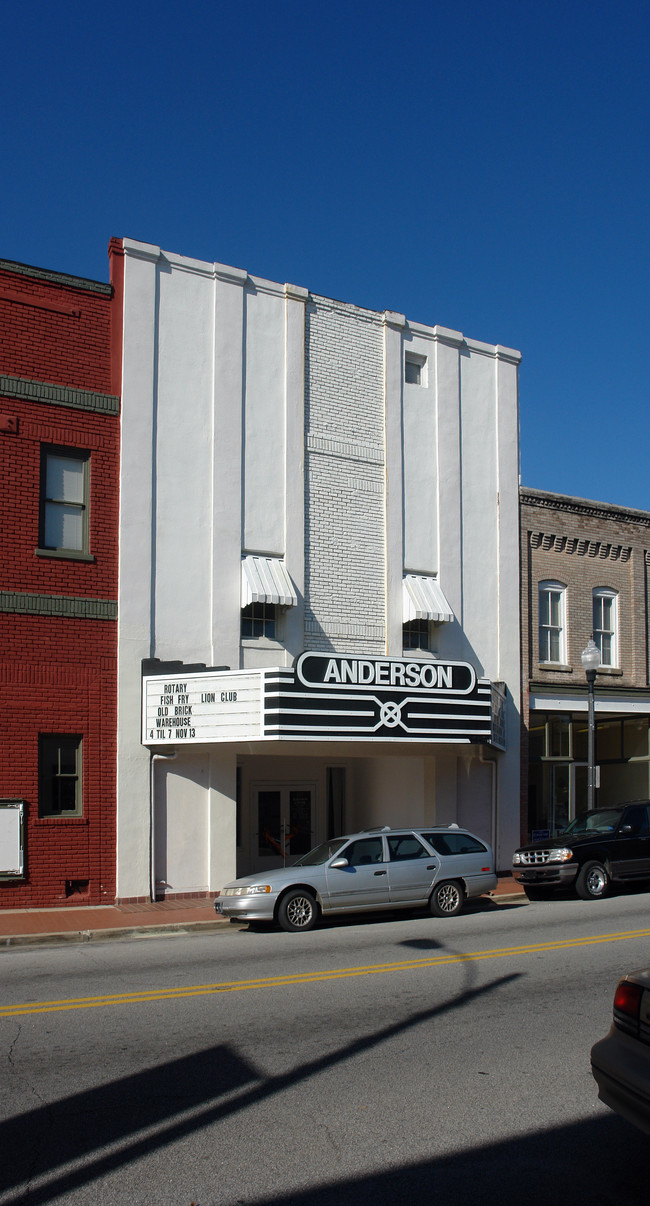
[241,601,277,640]
[40,447,89,553]
[403,618,429,650]
[405,352,427,386]
[39,735,82,817]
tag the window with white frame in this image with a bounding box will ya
[538,581,567,664]
[593,588,618,667]
[40,447,89,553]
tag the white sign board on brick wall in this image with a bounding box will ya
[0,800,24,877]
[142,671,262,745]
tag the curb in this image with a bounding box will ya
[0,919,243,950]
[0,893,526,950]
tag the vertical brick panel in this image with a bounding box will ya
[0,259,118,907]
[305,296,385,653]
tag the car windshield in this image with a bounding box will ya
[292,838,348,867]
[563,809,624,835]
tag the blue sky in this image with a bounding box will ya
[3,0,648,509]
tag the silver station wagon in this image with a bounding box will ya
[214,824,497,932]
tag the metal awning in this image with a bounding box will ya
[402,575,453,623]
[241,556,297,608]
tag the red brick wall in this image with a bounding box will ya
[0,257,119,907]
[0,624,117,906]
[0,396,118,597]
[0,263,112,392]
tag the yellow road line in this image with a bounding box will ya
[2,927,650,1018]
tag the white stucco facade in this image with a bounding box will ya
[116,238,521,900]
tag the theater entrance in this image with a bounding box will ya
[250,782,317,873]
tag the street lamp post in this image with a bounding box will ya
[581,638,601,812]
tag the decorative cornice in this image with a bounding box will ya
[410,323,464,345]
[521,487,650,527]
[0,592,117,620]
[211,261,248,285]
[122,238,162,263]
[0,375,119,415]
[0,257,111,295]
[529,531,632,562]
[383,310,406,329]
[284,283,309,302]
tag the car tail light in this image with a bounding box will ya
[613,980,644,1037]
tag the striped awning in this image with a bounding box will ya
[402,575,453,624]
[241,556,297,608]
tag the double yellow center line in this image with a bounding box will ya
[3,927,649,1018]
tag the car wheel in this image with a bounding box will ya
[524,886,554,901]
[277,889,318,932]
[575,860,609,900]
[429,880,464,917]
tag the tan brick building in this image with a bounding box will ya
[520,487,650,843]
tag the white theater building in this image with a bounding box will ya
[112,238,521,900]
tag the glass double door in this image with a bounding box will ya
[252,783,315,872]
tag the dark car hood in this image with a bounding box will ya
[517,832,609,853]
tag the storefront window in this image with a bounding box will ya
[572,716,589,761]
[624,717,649,759]
[527,763,546,833]
[527,710,650,841]
[599,762,650,803]
[553,764,570,832]
[548,715,570,758]
[573,763,588,815]
[597,718,622,761]
[528,714,546,759]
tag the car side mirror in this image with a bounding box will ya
[330,857,349,869]
[620,823,635,834]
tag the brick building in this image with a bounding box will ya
[0,254,119,906]
[115,239,521,898]
[520,487,650,842]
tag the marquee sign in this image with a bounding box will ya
[295,652,475,694]
[142,654,503,747]
[266,655,489,742]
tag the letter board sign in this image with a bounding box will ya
[143,656,499,746]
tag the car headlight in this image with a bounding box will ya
[547,847,573,863]
[513,852,522,865]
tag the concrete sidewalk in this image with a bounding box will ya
[0,876,525,949]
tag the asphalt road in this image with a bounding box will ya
[2,890,650,1206]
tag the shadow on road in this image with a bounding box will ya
[242,1112,646,1206]
[3,972,520,1204]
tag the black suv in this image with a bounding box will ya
[512,802,650,901]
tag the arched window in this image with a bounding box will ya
[538,581,566,664]
[593,588,618,667]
